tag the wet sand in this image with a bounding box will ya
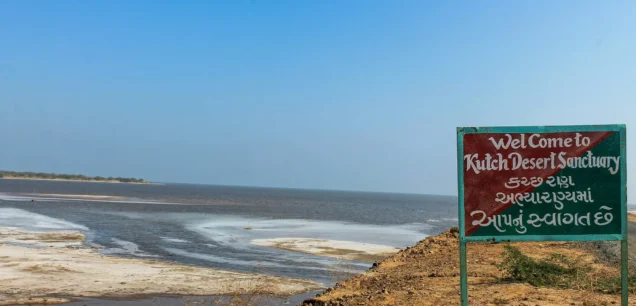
[0,228,322,305]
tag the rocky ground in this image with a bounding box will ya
[300,228,633,306]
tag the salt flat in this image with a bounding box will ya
[252,237,399,262]
[0,228,322,305]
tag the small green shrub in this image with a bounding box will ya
[595,273,636,294]
[499,244,636,295]
[498,244,589,288]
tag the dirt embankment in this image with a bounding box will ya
[301,228,632,306]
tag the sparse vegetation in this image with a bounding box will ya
[21,264,74,273]
[17,232,84,242]
[0,170,148,183]
[492,297,509,305]
[498,244,636,294]
[498,244,588,288]
[266,240,390,262]
[303,229,629,305]
[39,233,84,242]
[595,271,636,294]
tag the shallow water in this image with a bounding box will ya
[0,179,457,286]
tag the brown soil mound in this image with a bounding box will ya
[301,228,631,306]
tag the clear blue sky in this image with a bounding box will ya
[1,1,635,197]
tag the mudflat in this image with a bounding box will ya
[0,227,322,305]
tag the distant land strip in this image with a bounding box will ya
[0,170,150,184]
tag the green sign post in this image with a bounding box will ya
[456,125,627,305]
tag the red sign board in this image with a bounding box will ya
[456,125,627,306]
[459,127,624,238]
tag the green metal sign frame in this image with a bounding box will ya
[456,124,627,305]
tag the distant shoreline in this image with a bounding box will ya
[0,170,150,184]
[0,177,153,185]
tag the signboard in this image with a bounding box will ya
[456,125,627,306]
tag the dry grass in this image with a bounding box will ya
[269,242,390,262]
[20,264,75,273]
[169,266,197,272]
[497,244,629,293]
[17,232,84,242]
[317,246,389,262]
[304,228,629,305]
[39,233,84,242]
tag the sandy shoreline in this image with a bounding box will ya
[0,228,322,305]
[252,238,399,262]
